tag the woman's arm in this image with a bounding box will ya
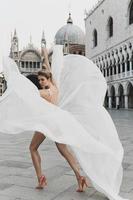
[41,47,51,71]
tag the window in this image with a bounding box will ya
[107,17,113,38]
[93,29,98,47]
[37,62,40,68]
[129,0,133,24]
[30,62,32,68]
[21,61,24,68]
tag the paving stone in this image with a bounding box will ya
[0,110,133,199]
[0,160,32,169]
[0,183,14,191]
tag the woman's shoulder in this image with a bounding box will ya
[39,89,44,97]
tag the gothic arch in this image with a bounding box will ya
[125,81,133,95]
[20,49,41,61]
[110,85,116,108]
[127,82,133,108]
[118,84,125,108]
[104,90,109,107]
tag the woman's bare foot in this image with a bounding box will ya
[76,176,89,192]
[36,175,47,189]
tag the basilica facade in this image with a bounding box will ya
[9,13,85,76]
[85,0,133,109]
[10,30,46,77]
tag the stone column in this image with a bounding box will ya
[112,66,114,75]
[124,95,128,109]
[24,62,26,70]
[25,62,27,70]
[105,68,107,77]
[108,67,111,77]
[35,62,37,71]
[120,63,123,73]
[32,62,34,72]
[27,61,30,72]
[116,96,120,109]
[108,96,112,109]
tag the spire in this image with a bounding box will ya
[42,30,45,40]
[29,34,32,44]
[13,29,17,38]
[67,12,73,24]
[28,34,33,48]
[41,30,46,47]
[10,29,19,58]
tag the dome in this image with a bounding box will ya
[55,13,85,45]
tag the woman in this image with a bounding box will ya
[29,69,88,191]
[0,46,129,200]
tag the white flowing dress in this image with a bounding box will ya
[0,46,129,200]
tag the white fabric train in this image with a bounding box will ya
[0,45,129,200]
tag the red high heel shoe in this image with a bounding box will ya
[76,176,89,192]
[36,175,47,189]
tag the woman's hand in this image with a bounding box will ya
[41,47,51,71]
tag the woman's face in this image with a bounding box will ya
[38,75,50,88]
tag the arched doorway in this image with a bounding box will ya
[110,85,116,108]
[127,82,133,108]
[118,84,124,108]
[104,91,108,108]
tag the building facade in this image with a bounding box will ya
[85,0,133,109]
[0,73,6,96]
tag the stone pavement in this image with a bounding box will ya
[0,110,133,200]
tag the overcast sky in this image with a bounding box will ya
[0,0,99,70]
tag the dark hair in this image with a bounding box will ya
[27,74,41,89]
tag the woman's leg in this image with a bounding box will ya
[29,132,46,187]
[55,143,89,191]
